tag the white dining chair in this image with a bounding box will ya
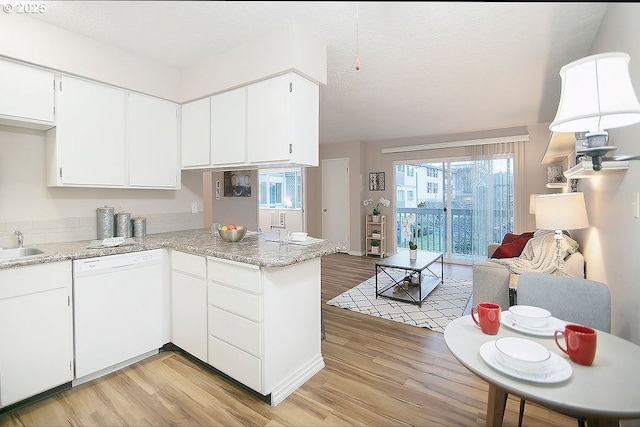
[515,272,611,427]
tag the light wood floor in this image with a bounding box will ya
[0,253,575,426]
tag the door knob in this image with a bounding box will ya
[323,209,327,212]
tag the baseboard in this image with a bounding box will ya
[269,354,325,406]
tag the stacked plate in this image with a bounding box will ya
[501,305,566,337]
[479,337,572,383]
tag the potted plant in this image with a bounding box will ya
[402,214,418,260]
[362,197,390,222]
[409,240,418,261]
[371,239,381,254]
[371,228,381,239]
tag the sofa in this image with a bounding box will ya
[472,237,585,311]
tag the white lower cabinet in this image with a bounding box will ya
[0,261,73,408]
[207,257,262,391]
[206,256,324,404]
[170,250,208,362]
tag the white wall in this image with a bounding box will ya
[572,3,640,345]
[0,124,204,245]
[179,22,327,102]
[0,14,179,101]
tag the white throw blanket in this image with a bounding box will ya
[492,230,579,276]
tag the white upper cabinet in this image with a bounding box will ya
[46,75,180,189]
[181,97,210,168]
[128,93,180,189]
[0,59,55,130]
[47,75,127,187]
[247,73,319,167]
[211,87,247,166]
[180,73,319,171]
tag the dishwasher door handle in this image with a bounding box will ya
[111,263,136,269]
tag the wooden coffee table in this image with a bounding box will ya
[375,250,443,307]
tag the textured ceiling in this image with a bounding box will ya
[31,1,609,145]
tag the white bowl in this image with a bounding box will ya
[494,337,551,372]
[509,305,552,329]
[290,232,308,242]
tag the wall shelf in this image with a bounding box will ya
[546,182,567,189]
[542,132,576,165]
[564,160,629,179]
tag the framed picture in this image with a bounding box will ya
[224,170,252,197]
[369,172,385,191]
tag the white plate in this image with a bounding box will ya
[480,341,572,384]
[501,311,566,337]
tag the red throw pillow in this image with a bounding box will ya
[492,232,534,259]
[501,232,534,245]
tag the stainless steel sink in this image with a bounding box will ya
[0,247,47,260]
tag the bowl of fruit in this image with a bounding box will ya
[217,224,247,242]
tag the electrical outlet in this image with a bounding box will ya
[191,202,198,214]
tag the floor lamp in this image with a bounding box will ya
[534,193,589,271]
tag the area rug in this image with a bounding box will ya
[326,272,472,333]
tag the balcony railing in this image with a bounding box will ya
[396,208,512,258]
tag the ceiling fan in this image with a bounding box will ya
[575,131,640,171]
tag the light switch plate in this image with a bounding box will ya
[191,202,198,214]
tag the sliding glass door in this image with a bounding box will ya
[395,157,514,264]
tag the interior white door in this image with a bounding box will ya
[321,158,349,251]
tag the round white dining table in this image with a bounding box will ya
[444,314,640,427]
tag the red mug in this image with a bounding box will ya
[554,324,597,366]
[471,302,501,335]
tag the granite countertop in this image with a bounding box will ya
[0,229,347,270]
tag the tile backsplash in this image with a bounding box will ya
[0,211,204,247]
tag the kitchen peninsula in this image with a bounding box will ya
[0,229,345,412]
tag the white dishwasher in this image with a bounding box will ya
[73,249,164,382]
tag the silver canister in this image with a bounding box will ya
[115,212,132,238]
[96,206,115,240]
[132,216,147,238]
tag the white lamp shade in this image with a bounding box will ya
[529,194,538,214]
[549,52,640,133]
[535,193,589,231]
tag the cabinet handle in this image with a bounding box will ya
[289,143,292,154]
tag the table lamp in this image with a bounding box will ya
[534,192,589,270]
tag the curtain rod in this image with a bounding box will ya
[380,134,530,154]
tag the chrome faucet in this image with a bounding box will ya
[14,230,23,248]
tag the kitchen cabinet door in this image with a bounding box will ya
[0,59,55,129]
[171,251,208,362]
[48,75,126,186]
[181,97,211,168]
[211,87,247,166]
[128,93,180,188]
[247,73,319,167]
[0,261,73,408]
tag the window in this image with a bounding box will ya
[397,189,405,202]
[407,165,414,177]
[258,168,302,209]
[427,182,438,193]
[407,190,414,202]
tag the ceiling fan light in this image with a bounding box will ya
[549,52,640,133]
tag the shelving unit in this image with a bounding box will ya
[366,214,386,258]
